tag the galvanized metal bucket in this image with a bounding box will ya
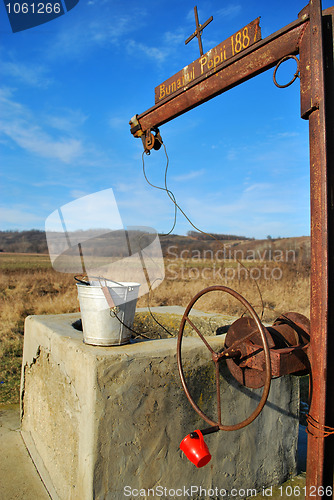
[76,280,140,346]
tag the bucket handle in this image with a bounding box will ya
[76,274,133,317]
[74,275,124,287]
[74,275,90,286]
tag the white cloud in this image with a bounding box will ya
[126,40,168,64]
[275,131,300,139]
[46,109,88,133]
[163,29,186,47]
[170,178,308,238]
[109,117,126,130]
[113,179,177,230]
[43,5,186,66]
[70,189,91,199]
[216,5,242,20]
[0,206,45,229]
[171,169,205,182]
[227,149,237,161]
[185,4,242,27]
[126,24,188,65]
[47,8,145,59]
[0,116,83,163]
[31,179,78,188]
[244,183,272,193]
[1,60,53,88]
[0,88,102,165]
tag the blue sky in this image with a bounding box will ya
[0,0,331,239]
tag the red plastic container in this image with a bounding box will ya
[179,430,211,468]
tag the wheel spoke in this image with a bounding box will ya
[215,361,222,425]
[185,315,216,355]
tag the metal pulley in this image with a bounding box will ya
[144,128,163,153]
[129,116,163,154]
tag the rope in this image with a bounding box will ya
[306,413,334,438]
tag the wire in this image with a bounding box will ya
[110,308,151,340]
[145,276,174,338]
[77,139,266,341]
[142,149,177,237]
[142,141,265,320]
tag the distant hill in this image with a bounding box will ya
[0,230,310,263]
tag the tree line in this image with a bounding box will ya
[187,231,254,241]
[0,230,48,253]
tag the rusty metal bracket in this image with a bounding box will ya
[129,115,163,154]
[129,114,144,137]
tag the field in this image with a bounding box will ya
[0,251,310,405]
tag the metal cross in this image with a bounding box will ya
[185,6,213,57]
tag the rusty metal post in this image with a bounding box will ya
[304,0,334,497]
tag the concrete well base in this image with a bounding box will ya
[20,312,299,500]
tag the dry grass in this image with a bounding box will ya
[139,258,310,323]
[0,253,310,404]
[0,254,79,403]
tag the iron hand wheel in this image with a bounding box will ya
[177,285,272,431]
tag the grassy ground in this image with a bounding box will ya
[0,252,310,406]
[0,254,78,403]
